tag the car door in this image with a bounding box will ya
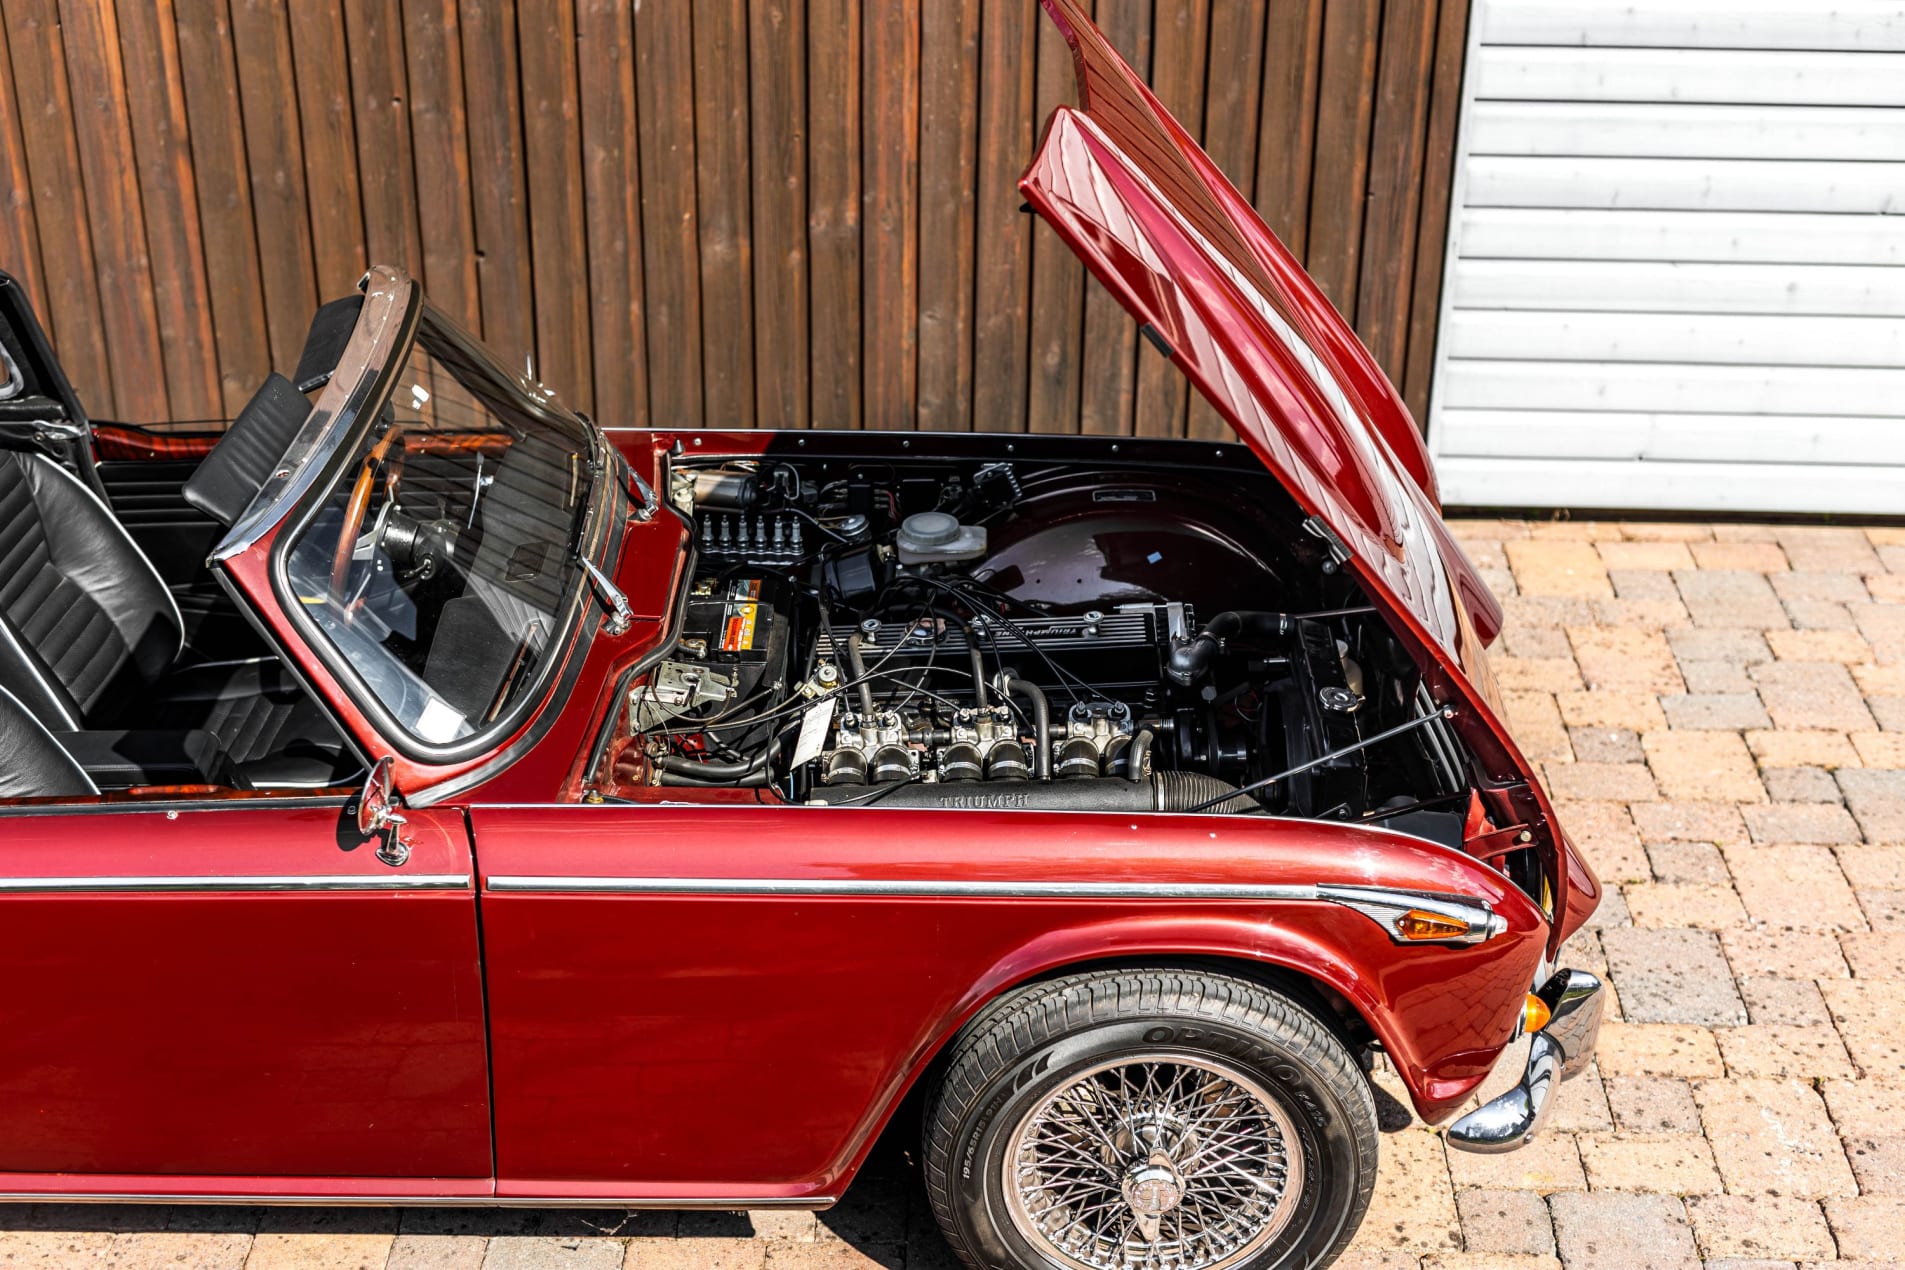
[0,797,492,1194]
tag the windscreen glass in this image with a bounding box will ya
[282,307,594,746]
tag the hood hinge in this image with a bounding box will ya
[1302,516,1354,572]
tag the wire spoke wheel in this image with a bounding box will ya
[1003,1053,1302,1270]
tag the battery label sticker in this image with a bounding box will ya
[718,579,764,651]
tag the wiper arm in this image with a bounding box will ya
[579,557,633,636]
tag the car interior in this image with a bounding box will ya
[0,291,367,803]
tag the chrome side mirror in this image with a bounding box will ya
[357,757,412,867]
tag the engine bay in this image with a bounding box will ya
[596,448,1479,843]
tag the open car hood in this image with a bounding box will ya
[1023,0,1502,665]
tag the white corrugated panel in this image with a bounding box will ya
[1429,2,1905,513]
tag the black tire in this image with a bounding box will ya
[924,968,1379,1270]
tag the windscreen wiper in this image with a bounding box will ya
[580,557,633,636]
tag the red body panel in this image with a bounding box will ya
[0,807,490,1183]
[473,803,1547,1195]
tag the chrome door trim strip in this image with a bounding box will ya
[0,1192,833,1210]
[0,874,471,894]
[486,876,1325,901]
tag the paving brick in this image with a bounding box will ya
[1779,526,1879,573]
[1595,1025,1724,1080]
[1820,1081,1905,1196]
[1551,801,1649,883]
[1626,523,1714,542]
[1602,928,1743,1025]
[1678,659,1755,693]
[1548,1192,1697,1270]
[1688,542,1787,572]
[1766,628,1874,664]
[1566,726,1641,764]
[1595,598,1692,630]
[1682,1195,1832,1262]
[1850,729,1905,768]
[1740,802,1863,844]
[1554,690,1666,733]
[1666,627,1774,666]
[0,1232,115,1265]
[243,1231,396,1270]
[1550,1064,1614,1134]
[1868,572,1905,604]
[1506,541,1612,598]
[1853,661,1905,696]
[1871,695,1905,731]
[1744,729,1862,771]
[1760,765,1842,803]
[1444,1134,1585,1195]
[1722,843,1866,931]
[1675,570,1789,630]
[1576,1134,1721,1194]
[1642,732,1766,804]
[383,1235,487,1270]
[1851,601,1905,663]
[1606,1077,1703,1135]
[1629,801,1746,845]
[1420,1253,1559,1270]
[1356,1130,1462,1251]
[1624,884,1745,931]
[1738,976,1830,1027]
[762,1242,902,1269]
[1659,693,1770,731]
[1838,930,1905,979]
[1822,1196,1905,1262]
[102,1232,251,1269]
[1576,886,1630,931]
[1837,844,1905,888]
[1752,661,1876,731]
[1695,1079,1856,1198]
[1719,929,1849,980]
[1456,1190,1554,1256]
[1714,1025,1855,1079]
[1503,692,1572,762]
[1529,520,1623,542]
[1329,1253,1421,1270]
[1773,570,1872,605]
[1600,542,1696,572]
[1838,768,1905,841]
[1781,596,1855,631]
[1819,978,1905,1077]
[1645,842,1729,885]
[1569,627,1684,693]
[1490,656,1584,694]
[1544,762,1657,803]
[1503,624,1574,660]
[1609,567,1685,602]
[625,1238,767,1269]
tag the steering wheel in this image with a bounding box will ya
[328,428,406,597]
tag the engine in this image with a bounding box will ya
[604,450,1471,838]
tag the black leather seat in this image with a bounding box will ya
[0,685,94,800]
[0,446,358,788]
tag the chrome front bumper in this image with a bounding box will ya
[1445,969,1605,1154]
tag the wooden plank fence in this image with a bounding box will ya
[0,0,1470,433]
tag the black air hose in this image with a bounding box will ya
[820,773,1257,813]
[1166,611,1294,685]
[995,671,1051,779]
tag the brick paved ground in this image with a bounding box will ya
[7,518,1905,1268]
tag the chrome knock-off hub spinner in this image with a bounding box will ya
[1004,1054,1304,1270]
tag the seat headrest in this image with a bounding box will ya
[183,373,311,528]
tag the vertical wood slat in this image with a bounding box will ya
[577,0,649,428]
[10,0,1468,438]
[518,0,593,416]
[1189,0,1267,440]
[342,0,424,280]
[58,0,168,420]
[5,0,115,416]
[1401,0,1470,425]
[459,0,535,371]
[173,0,271,417]
[916,0,979,433]
[110,0,223,421]
[1355,0,1439,377]
[693,0,755,428]
[1134,0,1208,438]
[228,0,319,375]
[806,0,860,431]
[634,0,702,428]
[404,0,481,332]
[1078,0,1151,438]
[750,0,809,431]
[285,5,366,299]
[1025,0,1089,435]
[861,0,918,430]
[0,14,46,320]
[971,0,1037,438]
[1306,0,1382,320]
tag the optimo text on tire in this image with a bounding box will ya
[924,968,1380,1270]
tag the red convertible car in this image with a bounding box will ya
[0,4,1599,1268]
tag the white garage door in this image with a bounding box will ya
[1426,0,1905,514]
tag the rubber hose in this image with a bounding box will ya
[1165,611,1295,685]
[1126,727,1154,783]
[653,742,778,781]
[996,671,1051,780]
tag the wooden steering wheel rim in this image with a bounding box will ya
[329,460,378,596]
